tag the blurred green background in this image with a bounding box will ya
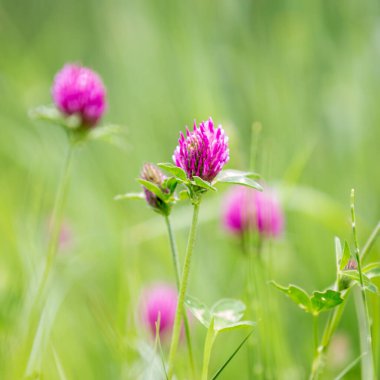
[0,0,379,379]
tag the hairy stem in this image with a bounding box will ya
[167,200,201,379]
[164,215,195,377]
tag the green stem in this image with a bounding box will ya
[39,143,75,299]
[167,200,201,379]
[309,298,347,380]
[351,189,375,380]
[201,319,216,380]
[313,315,319,354]
[25,143,75,375]
[164,215,195,377]
[164,215,182,288]
[243,233,264,380]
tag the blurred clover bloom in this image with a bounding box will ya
[47,217,73,251]
[173,117,229,182]
[223,186,284,237]
[140,163,170,215]
[52,64,107,128]
[140,284,178,339]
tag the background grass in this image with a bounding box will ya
[0,0,379,379]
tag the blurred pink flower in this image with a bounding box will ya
[47,218,73,251]
[327,332,351,369]
[140,284,178,339]
[222,186,284,237]
[52,64,107,128]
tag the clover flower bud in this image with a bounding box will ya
[52,64,107,128]
[344,259,358,271]
[338,259,358,290]
[140,284,178,339]
[223,186,284,238]
[140,163,170,215]
[173,118,229,182]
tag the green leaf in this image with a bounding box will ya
[211,330,254,380]
[217,320,255,333]
[177,190,189,201]
[186,297,254,332]
[215,170,260,182]
[162,177,179,194]
[185,296,211,328]
[157,163,188,182]
[363,262,380,279]
[86,124,123,143]
[310,290,344,314]
[192,176,217,191]
[211,299,246,330]
[136,179,167,200]
[341,270,378,293]
[271,281,312,313]
[29,105,81,129]
[216,175,263,191]
[339,241,351,271]
[114,192,145,201]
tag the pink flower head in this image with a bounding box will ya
[52,64,107,127]
[223,186,284,238]
[173,118,229,182]
[140,284,178,339]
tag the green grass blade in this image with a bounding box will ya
[210,330,254,380]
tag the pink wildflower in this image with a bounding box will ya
[223,186,284,237]
[173,118,229,182]
[52,64,107,127]
[140,284,178,339]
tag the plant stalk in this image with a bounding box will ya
[164,215,195,377]
[313,315,319,354]
[201,320,216,380]
[167,200,201,379]
[25,142,75,375]
[39,143,75,299]
[309,298,346,380]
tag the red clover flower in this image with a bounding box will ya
[173,118,229,182]
[52,64,107,128]
[140,284,178,339]
[223,186,284,238]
